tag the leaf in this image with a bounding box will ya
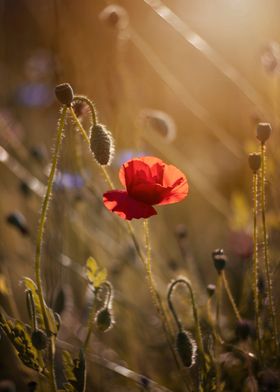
[62,350,86,392]
[86,257,107,288]
[23,277,57,335]
[0,316,41,371]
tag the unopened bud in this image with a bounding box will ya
[31,329,47,350]
[176,330,197,368]
[95,307,113,332]
[212,249,227,273]
[90,124,114,166]
[207,284,216,298]
[55,83,74,106]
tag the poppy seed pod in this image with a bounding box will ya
[95,307,113,332]
[212,249,227,273]
[55,83,74,106]
[256,122,272,143]
[176,330,197,368]
[31,329,48,350]
[90,124,114,166]
[207,284,216,298]
[248,153,261,173]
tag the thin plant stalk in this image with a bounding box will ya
[260,143,278,354]
[34,105,67,391]
[221,271,241,322]
[215,275,222,334]
[252,171,262,357]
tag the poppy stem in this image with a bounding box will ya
[143,220,189,389]
[221,271,241,321]
[260,142,278,355]
[34,105,67,392]
[252,171,262,358]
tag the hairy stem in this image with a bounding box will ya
[221,271,241,322]
[260,143,278,354]
[34,105,67,391]
[252,172,262,357]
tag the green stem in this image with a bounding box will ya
[34,105,67,391]
[221,271,241,321]
[143,220,189,389]
[252,172,262,357]
[215,275,222,334]
[260,143,278,354]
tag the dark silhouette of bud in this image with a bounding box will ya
[256,122,272,143]
[55,83,74,106]
[235,320,252,341]
[248,153,261,173]
[27,381,37,392]
[19,181,31,197]
[30,145,46,163]
[90,124,114,166]
[212,249,227,273]
[6,212,29,236]
[175,224,188,240]
[207,284,216,298]
[258,369,279,392]
[31,329,47,350]
[95,307,113,332]
[176,330,197,368]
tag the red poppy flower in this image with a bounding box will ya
[103,156,189,220]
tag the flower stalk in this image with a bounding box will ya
[34,105,67,391]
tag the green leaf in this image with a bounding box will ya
[86,257,107,288]
[23,277,57,335]
[62,350,76,382]
[62,350,86,392]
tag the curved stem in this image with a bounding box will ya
[143,221,188,388]
[73,95,98,126]
[167,278,206,363]
[260,142,278,355]
[252,172,262,357]
[221,271,241,321]
[34,105,67,391]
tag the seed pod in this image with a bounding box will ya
[207,284,216,298]
[95,307,113,332]
[256,122,272,143]
[31,329,47,350]
[55,83,74,106]
[176,330,197,368]
[90,124,114,166]
[248,153,261,173]
[212,249,227,273]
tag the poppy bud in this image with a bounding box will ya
[31,329,47,350]
[176,330,197,368]
[235,320,252,341]
[95,307,113,332]
[212,249,227,273]
[256,122,272,143]
[55,83,74,106]
[248,153,261,173]
[207,284,216,298]
[6,212,29,236]
[90,124,114,166]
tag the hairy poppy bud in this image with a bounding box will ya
[248,153,261,173]
[90,124,114,166]
[256,122,271,143]
[55,83,74,106]
[31,329,47,350]
[212,249,227,273]
[95,307,113,332]
[207,284,216,298]
[176,330,197,368]
[235,320,252,341]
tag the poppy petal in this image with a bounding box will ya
[103,190,157,220]
[157,164,189,205]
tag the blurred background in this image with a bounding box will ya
[0,0,280,390]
